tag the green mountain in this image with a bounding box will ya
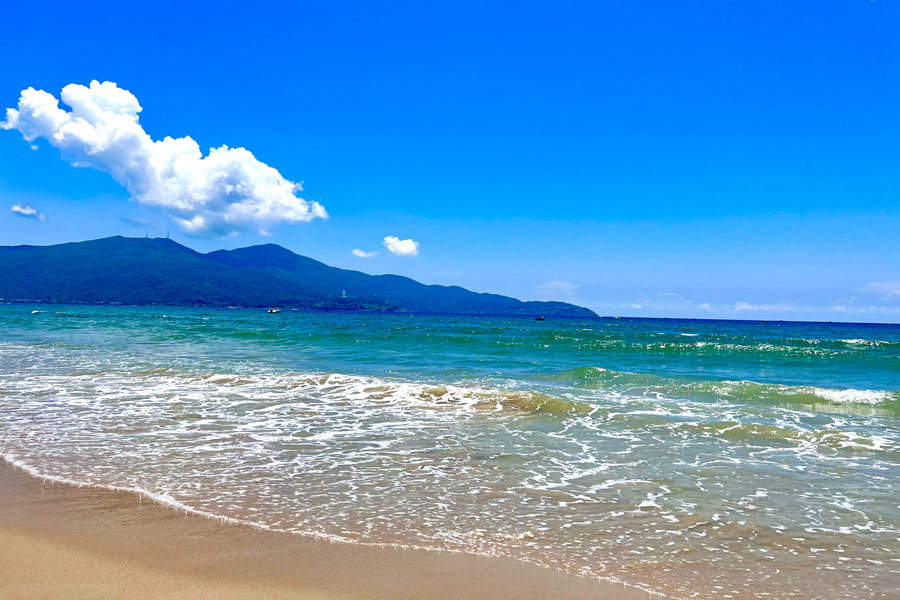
[0,236,596,317]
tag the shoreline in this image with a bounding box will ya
[0,458,645,599]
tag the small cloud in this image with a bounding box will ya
[734,301,760,312]
[734,301,795,313]
[121,217,161,229]
[630,303,642,309]
[536,281,580,293]
[383,236,419,256]
[535,280,580,301]
[831,303,900,316]
[697,302,713,311]
[11,203,44,220]
[29,144,38,150]
[856,281,900,301]
[352,249,378,258]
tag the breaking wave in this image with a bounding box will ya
[549,366,900,414]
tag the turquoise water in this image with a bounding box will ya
[1,305,899,598]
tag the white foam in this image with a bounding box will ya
[809,387,894,405]
[839,338,894,347]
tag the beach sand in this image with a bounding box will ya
[0,460,644,599]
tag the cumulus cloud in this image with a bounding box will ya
[856,281,900,301]
[11,203,44,220]
[352,249,378,258]
[383,236,419,256]
[1,80,326,237]
[697,302,713,311]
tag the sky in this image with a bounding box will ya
[1,0,898,322]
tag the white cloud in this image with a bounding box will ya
[121,217,161,229]
[535,280,580,301]
[734,301,796,313]
[537,281,579,293]
[11,203,44,220]
[383,236,419,256]
[697,302,713,311]
[352,249,378,258]
[831,303,900,316]
[856,281,900,301]
[1,81,326,237]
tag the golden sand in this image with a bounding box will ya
[0,461,642,599]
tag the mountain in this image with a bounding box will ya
[0,236,596,317]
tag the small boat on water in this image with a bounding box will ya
[267,308,281,314]
[534,316,545,321]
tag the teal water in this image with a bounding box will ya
[1,305,899,598]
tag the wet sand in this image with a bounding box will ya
[0,460,644,599]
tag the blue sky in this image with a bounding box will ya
[1,1,898,321]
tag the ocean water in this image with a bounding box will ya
[1,305,899,599]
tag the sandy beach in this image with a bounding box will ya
[0,460,644,600]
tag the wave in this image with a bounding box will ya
[690,421,898,453]
[765,337,900,348]
[169,371,593,416]
[146,366,900,420]
[550,367,900,414]
[838,338,900,348]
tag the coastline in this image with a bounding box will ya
[0,459,643,599]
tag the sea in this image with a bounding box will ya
[1,305,898,599]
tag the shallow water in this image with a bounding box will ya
[1,305,899,598]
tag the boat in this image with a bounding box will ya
[267,308,281,314]
[534,316,545,321]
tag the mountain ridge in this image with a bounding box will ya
[0,236,597,318]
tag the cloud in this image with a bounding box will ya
[733,301,796,313]
[352,249,378,258]
[11,203,44,220]
[535,280,580,300]
[537,281,580,293]
[121,217,161,229]
[383,236,419,256]
[697,302,713,311]
[856,281,900,301]
[1,80,326,237]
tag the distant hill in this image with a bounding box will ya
[0,236,596,318]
